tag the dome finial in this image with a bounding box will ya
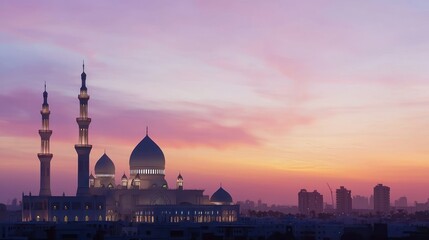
[44,81,46,92]
[82,60,85,72]
[146,126,148,136]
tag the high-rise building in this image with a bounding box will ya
[298,189,323,216]
[336,186,352,214]
[352,195,369,209]
[374,184,390,214]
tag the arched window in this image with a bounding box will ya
[53,216,57,222]
[74,216,78,221]
[98,215,103,221]
[64,216,68,222]
[85,215,89,221]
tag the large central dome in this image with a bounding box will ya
[129,135,165,170]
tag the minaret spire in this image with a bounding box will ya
[80,61,87,91]
[38,83,53,196]
[75,62,92,196]
[43,82,48,106]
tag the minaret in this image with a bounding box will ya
[38,83,53,196]
[75,62,92,196]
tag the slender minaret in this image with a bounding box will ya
[38,83,53,196]
[75,62,92,196]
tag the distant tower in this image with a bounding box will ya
[374,184,390,214]
[298,189,323,216]
[75,62,92,196]
[38,83,53,196]
[336,186,352,215]
[176,173,183,190]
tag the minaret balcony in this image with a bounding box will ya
[38,130,52,138]
[37,153,53,159]
[40,109,50,114]
[78,93,89,99]
[76,118,91,126]
[75,144,92,154]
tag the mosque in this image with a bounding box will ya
[22,64,239,223]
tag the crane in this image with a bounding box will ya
[326,183,334,209]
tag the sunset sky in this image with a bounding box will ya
[1,1,429,205]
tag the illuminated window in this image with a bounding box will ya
[85,215,89,221]
[74,216,78,221]
[98,215,103,221]
[64,216,68,222]
[53,216,57,222]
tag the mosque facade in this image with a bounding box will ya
[22,64,239,223]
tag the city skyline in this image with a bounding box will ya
[1,1,429,205]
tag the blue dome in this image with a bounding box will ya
[210,187,233,204]
[129,135,165,169]
[95,153,115,176]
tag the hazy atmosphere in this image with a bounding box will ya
[1,1,429,205]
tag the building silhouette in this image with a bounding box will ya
[374,184,390,214]
[22,64,239,223]
[336,186,352,214]
[298,189,323,216]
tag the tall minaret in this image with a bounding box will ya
[75,62,92,196]
[38,83,53,196]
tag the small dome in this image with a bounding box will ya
[177,173,183,180]
[95,153,115,176]
[121,173,127,180]
[210,187,233,204]
[89,173,95,180]
[129,135,165,170]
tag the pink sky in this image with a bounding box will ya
[1,1,429,205]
